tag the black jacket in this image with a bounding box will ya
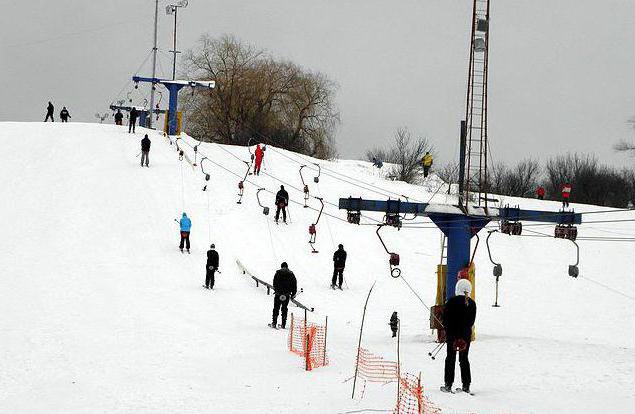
[141,137,151,151]
[60,109,70,119]
[47,103,54,114]
[114,112,124,121]
[275,189,289,206]
[130,108,139,121]
[333,248,347,269]
[206,249,219,268]
[443,295,476,342]
[273,268,297,297]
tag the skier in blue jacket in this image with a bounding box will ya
[179,212,192,253]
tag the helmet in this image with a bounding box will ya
[455,279,472,296]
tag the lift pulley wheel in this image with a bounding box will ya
[347,211,361,225]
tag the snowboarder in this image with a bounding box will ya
[44,101,54,122]
[270,262,297,329]
[275,185,289,224]
[253,144,264,175]
[331,244,347,289]
[140,134,151,167]
[422,152,433,178]
[114,109,124,126]
[178,212,192,253]
[389,311,399,338]
[129,107,139,134]
[561,182,572,208]
[536,185,545,200]
[205,244,219,289]
[441,278,476,395]
[59,107,71,122]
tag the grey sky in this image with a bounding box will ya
[1,0,635,168]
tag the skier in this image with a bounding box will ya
[536,185,545,200]
[561,182,572,208]
[269,262,297,329]
[422,152,433,178]
[331,244,347,289]
[275,185,289,224]
[44,101,54,122]
[205,244,219,289]
[389,311,399,338]
[140,134,151,167]
[114,109,124,126]
[441,278,476,394]
[59,107,71,122]
[372,157,383,169]
[129,107,139,134]
[253,144,264,175]
[178,212,192,253]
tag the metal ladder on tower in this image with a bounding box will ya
[439,233,448,266]
[462,0,491,211]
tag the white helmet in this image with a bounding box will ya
[455,279,472,296]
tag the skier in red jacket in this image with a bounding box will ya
[561,183,572,208]
[536,185,545,200]
[254,144,264,175]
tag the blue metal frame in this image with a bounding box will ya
[339,197,582,300]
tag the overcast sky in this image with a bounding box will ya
[1,0,635,167]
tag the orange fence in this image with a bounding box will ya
[288,313,328,371]
[394,373,441,414]
[357,348,400,383]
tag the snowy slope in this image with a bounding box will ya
[1,122,634,414]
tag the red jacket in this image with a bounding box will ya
[561,184,572,198]
[255,145,264,163]
[536,186,545,197]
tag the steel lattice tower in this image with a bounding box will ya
[460,0,491,210]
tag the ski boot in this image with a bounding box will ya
[440,384,454,393]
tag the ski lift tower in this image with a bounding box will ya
[339,0,583,301]
[131,77,215,135]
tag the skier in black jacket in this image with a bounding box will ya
[44,101,54,122]
[441,278,476,394]
[114,109,124,126]
[60,107,71,122]
[205,244,219,289]
[274,185,289,224]
[140,134,151,167]
[270,262,297,329]
[331,244,347,289]
[129,107,139,133]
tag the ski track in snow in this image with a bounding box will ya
[0,122,634,413]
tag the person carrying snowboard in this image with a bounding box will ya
[178,212,192,253]
[275,185,289,224]
[270,262,297,329]
[140,134,151,167]
[59,107,71,122]
[331,244,347,289]
[253,144,264,175]
[441,278,476,394]
[561,182,572,208]
[422,151,433,178]
[129,107,139,134]
[44,101,54,122]
[114,109,124,126]
[205,244,219,289]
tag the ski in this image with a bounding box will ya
[455,388,474,396]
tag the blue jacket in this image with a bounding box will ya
[180,214,192,232]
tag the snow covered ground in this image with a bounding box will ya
[1,122,634,413]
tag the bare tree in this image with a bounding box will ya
[181,34,340,159]
[437,162,460,194]
[384,127,433,184]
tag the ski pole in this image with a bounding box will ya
[428,342,444,359]
[136,152,141,157]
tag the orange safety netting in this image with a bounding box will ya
[356,347,400,383]
[288,313,328,371]
[394,373,441,414]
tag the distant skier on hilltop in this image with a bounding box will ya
[275,185,289,224]
[60,107,71,123]
[44,101,54,122]
[253,144,264,175]
[178,212,191,253]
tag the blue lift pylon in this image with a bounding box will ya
[132,76,215,135]
[339,199,582,301]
